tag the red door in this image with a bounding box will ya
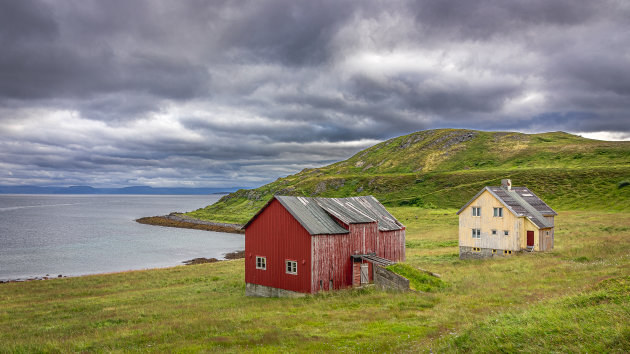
[527,231,535,247]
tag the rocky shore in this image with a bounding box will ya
[136,212,244,234]
[182,250,245,265]
[1,274,66,284]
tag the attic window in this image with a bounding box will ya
[472,207,481,217]
[493,207,503,217]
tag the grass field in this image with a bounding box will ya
[1,208,628,352]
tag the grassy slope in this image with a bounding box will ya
[187,129,630,224]
[1,209,628,352]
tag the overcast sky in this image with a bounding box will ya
[1,0,629,188]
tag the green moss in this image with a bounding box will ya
[385,263,447,292]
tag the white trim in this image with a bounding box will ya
[256,256,267,270]
[285,260,297,275]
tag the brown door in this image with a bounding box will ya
[527,231,535,247]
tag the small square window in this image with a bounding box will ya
[492,230,497,235]
[504,230,509,236]
[256,256,266,270]
[285,260,297,275]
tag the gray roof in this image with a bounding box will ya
[457,185,557,229]
[244,195,404,235]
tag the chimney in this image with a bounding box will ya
[501,179,512,190]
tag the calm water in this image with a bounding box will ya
[0,194,244,281]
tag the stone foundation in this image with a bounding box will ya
[373,265,410,291]
[459,246,516,259]
[245,283,306,298]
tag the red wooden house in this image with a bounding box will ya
[243,195,405,297]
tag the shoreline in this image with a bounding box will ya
[0,250,246,284]
[135,212,244,234]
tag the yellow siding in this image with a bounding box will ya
[520,217,540,250]
[459,190,526,251]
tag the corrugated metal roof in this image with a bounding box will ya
[351,253,396,266]
[244,195,404,235]
[457,185,556,229]
[332,196,404,231]
[275,196,349,235]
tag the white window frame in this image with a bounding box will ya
[493,207,503,217]
[285,260,297,275]
[256,256,266,270]
[472,207,481,217]
[471,228,481,239]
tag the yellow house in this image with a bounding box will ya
[456,179,556,259]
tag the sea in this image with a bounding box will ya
[0,194,244,281]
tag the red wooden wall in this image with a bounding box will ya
[376,228,406,262]
[245,199,312,293]
[311,222,377,291]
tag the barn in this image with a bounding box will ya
[243,195,405,297]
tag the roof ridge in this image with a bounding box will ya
[505,189,552,228]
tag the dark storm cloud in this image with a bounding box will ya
[1,0,629,188]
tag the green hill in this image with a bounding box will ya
[188,129,630,224]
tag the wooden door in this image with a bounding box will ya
[527,231,535,247]
[360,264,369,284]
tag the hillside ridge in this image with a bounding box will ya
[188,129,630,224]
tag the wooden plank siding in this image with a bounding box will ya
[459,190,523,251]
[311,222,377,291]
[245,199,312,293]
[377,229,406,262]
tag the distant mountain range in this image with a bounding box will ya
[0,185,241,195]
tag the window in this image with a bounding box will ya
[493,207,503,217]
[471,228,481,239]
[504,230,509,236]
[492,249,497,254]
[492,230,497,235]
[256,256,266,270]
[285,260,297,275]
[473,247,481,252]
[546,231,550,236]
[503,250,513,255]
[472,207,481,216]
